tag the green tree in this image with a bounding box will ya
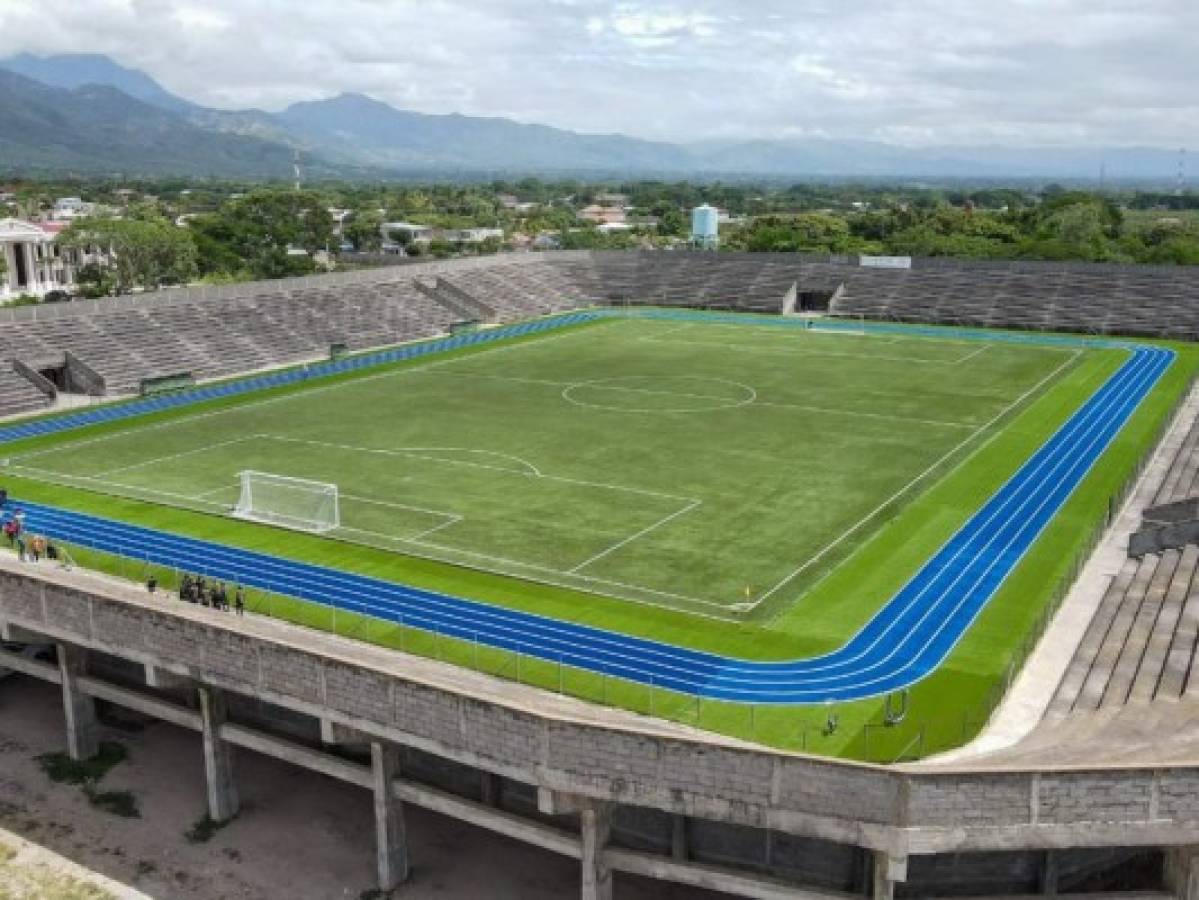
[656,208,687,237]
[60,216,198,293]
[189,190,334,279]
[343,210,384,252]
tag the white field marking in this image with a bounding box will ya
[93,435,260,478]
[252,433,706,586]
[339,491,463,522]
[4,463,231,512]
[382,529,730,609]
[952,344,991,366]
[567,498,701,574]
[749,348,1084,612]
[638,332,1067,367]
[421,371,570,390]
[748,399,974,430]
[339,444,543,477]
[311,513,733,612]
[255,434,698,504]
[433,368,756,406]
[561,377,757,414]
[661,319,991,348]
[435,365,1014,408]
[339,514,462,543]
[7,318,621,468]
[430,368,967,427]
[195,483,238,500]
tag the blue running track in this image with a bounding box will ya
[0,313,1175,703]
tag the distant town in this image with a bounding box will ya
[3,178,1197,303]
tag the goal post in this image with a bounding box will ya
[232,470,340,534]
[809,311,867,335]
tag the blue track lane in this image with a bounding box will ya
[0,313,1175,703]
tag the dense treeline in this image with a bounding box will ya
[4,177,1197,296]
[722,191,1199,264]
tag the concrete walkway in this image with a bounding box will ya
[931,380,1199,765]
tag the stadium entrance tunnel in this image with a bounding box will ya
[796,289,837,313]
[27,353,105,396]
[561,375,756,413]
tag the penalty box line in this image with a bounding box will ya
[61,426,713,608]
[251,432,705,575]
[749,347,1085,615]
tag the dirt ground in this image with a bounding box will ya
[0,677,713,899]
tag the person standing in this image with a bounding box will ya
[234,585,246,616]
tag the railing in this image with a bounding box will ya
[11,359,56,401]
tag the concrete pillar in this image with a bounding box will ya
[580,801,613,900]
[670,813,687,861]
[480,771,501,807]
[57,644,99,761]
[1,243,13,295]
[371,741,409,891]
[1167,847,1199,900]
[1039,849,1059,895]
[872,851,907,900]
[198,687,239,822]
[24,243,37,292]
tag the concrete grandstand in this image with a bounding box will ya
[2,250,1199,898]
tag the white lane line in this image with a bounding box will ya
[568,499,701,574]
[749,348,1084,611]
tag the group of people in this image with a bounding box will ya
[175,573,246,615]
[1,506,58,565]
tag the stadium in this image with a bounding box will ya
[3,249,1199,898]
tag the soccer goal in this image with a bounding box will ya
[810,312,867,335]
[232,470,340,534]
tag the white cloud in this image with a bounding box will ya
[0,0,1195,149]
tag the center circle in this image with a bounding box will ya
[561,376,757,413]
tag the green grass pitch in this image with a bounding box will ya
[9,317,1089,621]
[3,313,1195,759]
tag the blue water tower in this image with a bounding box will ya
[691,204,719,249]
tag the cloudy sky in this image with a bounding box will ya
[1,0,1196,148]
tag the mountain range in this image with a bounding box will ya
[0,53,1187,182]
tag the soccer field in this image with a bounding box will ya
[5,315,1097,621]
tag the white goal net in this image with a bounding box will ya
[232,470,340,533]
[810,312,867,335]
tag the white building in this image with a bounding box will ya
[51,197,92,221]
[442,227,504,244]
[0,218,79,300]
[381,221,434,243]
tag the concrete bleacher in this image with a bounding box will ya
[827,257,1199,339]
[567,251,801,313]
[1050,405,1199,717]
[0,277,457,402]
[0,249,1193,419]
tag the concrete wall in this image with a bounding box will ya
[2,562,1199,866]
